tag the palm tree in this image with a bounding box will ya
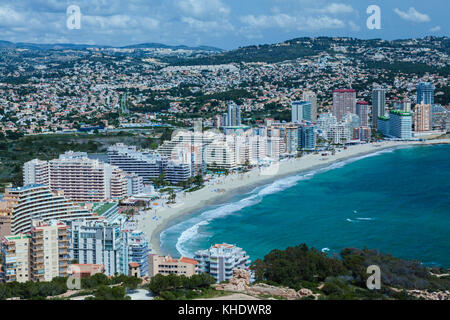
[168,189,176,204]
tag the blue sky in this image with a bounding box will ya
[0,0,448,49]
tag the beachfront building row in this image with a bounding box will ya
[108,144,191,184]
[195,243,251,283]
[23,151,143,202]
[154,123,319,171]
[266,121,317,156]
[0,220,69,283]
[317,112,374,144]
[148,255,198,277]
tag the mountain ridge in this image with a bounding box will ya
[0,40,223,52]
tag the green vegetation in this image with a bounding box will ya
[251,244,450,300]
[435,84,450,106]
[0,277,68,300]
[173,38,326,65]
[364,61,449,77]
[0,130,172,190]
[0,272,142,300]
[186,185,205,193]
[86,286,130,300]
[148,273,221,300]
[81,273,142,291]
[243,102,291,123]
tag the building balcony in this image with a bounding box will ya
[30,252,44,258]
[32,265,44,271]
[31,257,44,264]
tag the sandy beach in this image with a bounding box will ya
[138,139,450,256]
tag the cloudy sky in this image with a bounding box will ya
[0,0,448,49]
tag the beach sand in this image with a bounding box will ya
[138,139,450,256]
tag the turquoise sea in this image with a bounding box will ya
[160,144,450,267]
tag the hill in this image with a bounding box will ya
[0,40,222,52]
[171,36,450,65]
[251,244,450,300]
[121,43,223,52]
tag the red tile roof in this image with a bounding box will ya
[179,257,198,265]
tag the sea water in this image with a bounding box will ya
[160,144,450,267]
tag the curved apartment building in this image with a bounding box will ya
[1,184,95,234]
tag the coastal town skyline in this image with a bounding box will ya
[0,0,449,304]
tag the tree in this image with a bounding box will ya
[111,274,142,290]
[251,244,347,289]
[88,285,130,300]
[168,189,176,204]
[193,175,204,186]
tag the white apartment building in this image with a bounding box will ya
[0,234,31,283]
[0,220,70,283]
[204,138,238,170]
[29,220,70,282]
[329,122,352,145]
[318,113,352,144]
[23,151,135,202]
[248,133,268,164]
[108,144,166,183]
[194,243,251,283]
[388,110,413,140]
[158,131,215,176]
[108,143,191,184]
[303,91,318,122]
[68,220,122,276]
[317,113,338,139]
[23,159,49,186]
[125,173,144,195]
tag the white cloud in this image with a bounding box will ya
[429,26,441,32]
[317,3,355,14]
[181,17,233,32]
[176,0,230,18]
[240,14,345,31]
[393,7,430,23]
[0,6,25,27]
[348,21,360,32]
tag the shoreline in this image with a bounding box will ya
[138,139,450,256]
